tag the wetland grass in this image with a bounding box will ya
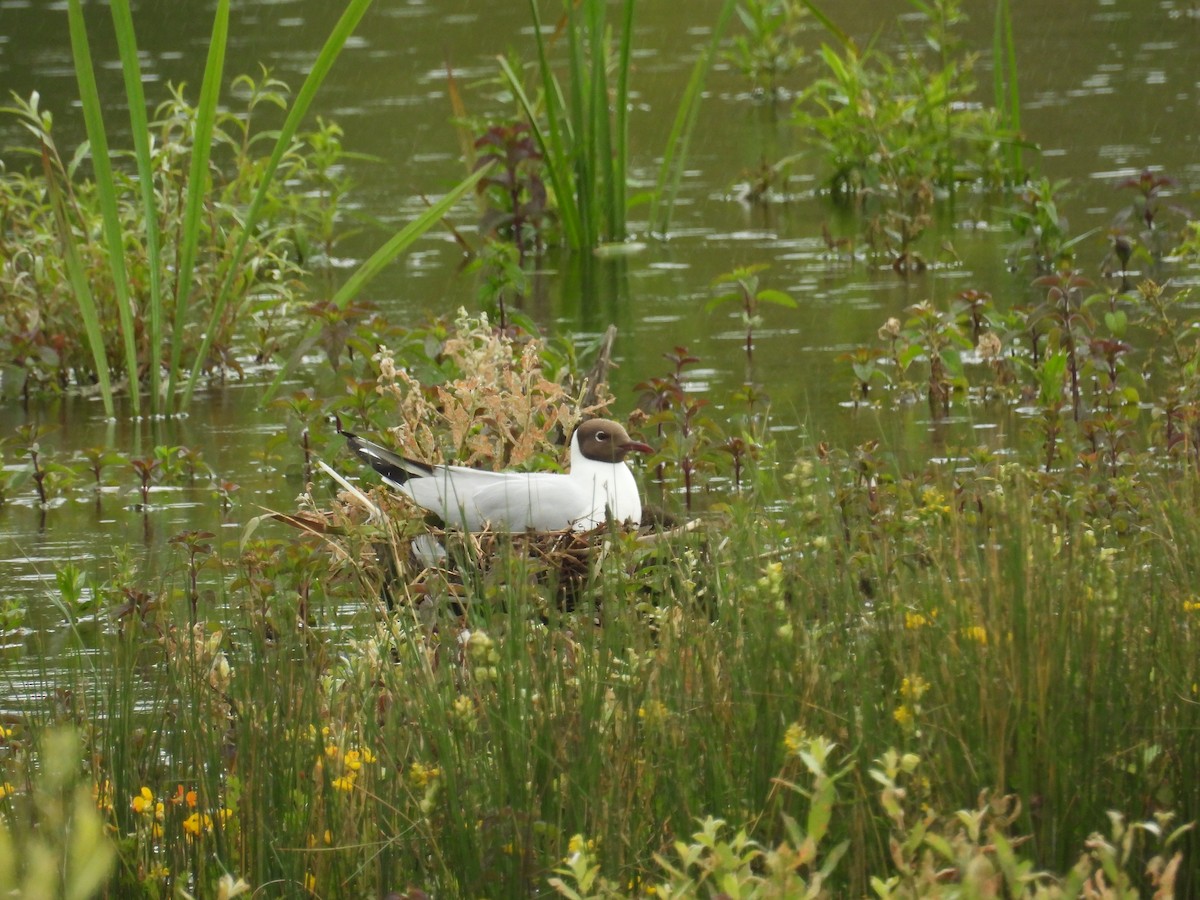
[9,423,1197,896]
[17,0,486,416]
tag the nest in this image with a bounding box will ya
[274,463,701,615]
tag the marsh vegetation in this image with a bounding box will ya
[1,0,1199,896]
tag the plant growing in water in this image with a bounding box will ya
[473,121,553,262]
[723,0,809,100]
[707,264,798,367]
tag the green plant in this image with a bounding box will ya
[473,121,554,261]
[708,264,798,367]
[724,0,810,99]
[0,728,115,899]
[793,0,1028,204]
[58,0,373,415]
[498,0,636,250]
[1007,176,1080,272]
[1113,168,1192,266]
[0,72,346,414]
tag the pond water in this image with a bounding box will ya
[1,0,1199,615]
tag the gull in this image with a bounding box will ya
[340,418,652,532]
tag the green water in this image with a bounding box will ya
[1,0,1198,609]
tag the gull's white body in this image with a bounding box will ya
[343,419,649,532]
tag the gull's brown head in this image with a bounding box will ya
[573,418,653,463]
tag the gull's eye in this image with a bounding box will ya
[596,430,609,441]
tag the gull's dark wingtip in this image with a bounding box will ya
[341,431,434,487]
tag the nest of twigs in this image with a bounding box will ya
[271,466,701,615]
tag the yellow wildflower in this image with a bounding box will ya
[305,872,316,892]
[0,782,14,800]
[900,676,929,701]
[567,833,595,856]
[756,562,784,593]
[637,700,669,726]
[920,486,951,516]
[961,625,988,645]
[0,724,13,741]
[131,787,155,815]
[783,722,807,755]
[331,774,356,792]
[183,812,214,838]
[902,609,940,628]
[893,705,914,729]
[1183,600,1200,613]
[409,762,440,788]
[452,694,475,721]
[92,779,113,813]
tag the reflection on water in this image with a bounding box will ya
[0,0,1198,612]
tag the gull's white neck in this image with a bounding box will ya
[570,438,641,526]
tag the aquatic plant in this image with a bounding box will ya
[792,0,1031,231]
[498,0,740,245]
[498,0,636,250]
[473,121,554,262]
[59,0,374,416]
[707,264,798,367]
[1,77,339,415]
[724,0,810,100]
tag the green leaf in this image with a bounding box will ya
[182,0,375,409]
[67,0,141,417]
[44,148,115,419]
[706,291,740,313]
[1104,309,1127,337]
[110,0,165,415]
[169,0,231,409]
[757,288,798,308]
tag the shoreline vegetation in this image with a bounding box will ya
[2,0,1199,896]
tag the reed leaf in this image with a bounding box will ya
[43,146,114,419]
[497,52,582,249]
[181,0,374,410]
[177,0,369,412]
[109,0,165,416]
[502,0,636,250]
[65,0,139,418]
[166,0,230,410]
[261,162,494,404]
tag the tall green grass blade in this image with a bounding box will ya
[181,0,374,410]
[262,163,493,404]
[66,0,140,418]
[650,0,737,236]
[567,2,595,248]
[43,147,115,419]
[109,0,165,417]
[800,0,857,54]
[166,0,230,411]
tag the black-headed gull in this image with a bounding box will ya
[341,418,652,532]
